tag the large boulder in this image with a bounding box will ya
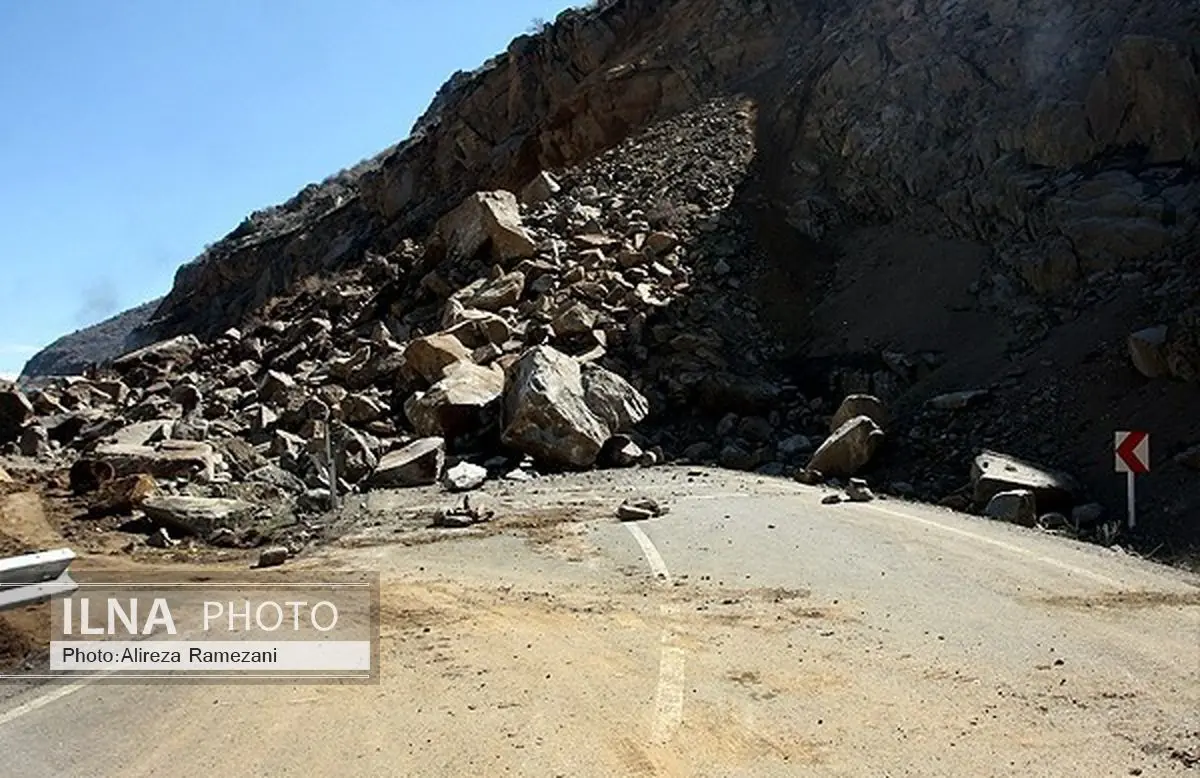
[581,363,649,431]
[441,307,512,349]
[970,450,1078,514]
[93,441,217,481]
[435,190,536,263]
[88,474,160,517]
[452,271,526,312]
[829,394,889,433]
[403,334,473,383]
[405,362,505,439]
[141,496,257,537]
[984,489,1037,527]
[368,438,446,488]
[1128,325,1169,379]
[501,346,646,468]
[112,335,201,370]
[806,416,885,478]
[0,388,34,444]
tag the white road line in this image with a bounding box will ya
[862,502,1123,587]
[0,674,108,728]
[624,523,685,742]
[625,523,672,583]
[651,605,686,744]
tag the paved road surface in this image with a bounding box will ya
[2,471,1198,776]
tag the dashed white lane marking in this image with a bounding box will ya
[0,675,108,728]
[625,523,685,743]
[625,523,672,583]
[861,502,1124,587]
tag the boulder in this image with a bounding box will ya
[441,308,512,348]
[502,346,644,468]
[970,450,1078,514]
[436,190,536,263]
[256,547,290,568]
[600,435,644,468]
[214,438,269,480]
[94,441,216,481]
[581,363,649,432]
[341,393,387,425]
[442,461,488,492]
[807,416,885,478]
[454,271,526,312]
[0,463,10,483]
[259,370,297,404]
[984,489,1037,526]
[829,394,889,433]
[246,464,308,494]
[19,425,50,458]
[112,335,201,370]
[520,171,561,205]
[368,438,446,488]
[106,419,174,447]
[141,496,257,537]
[404,334,473,383]
[552,303,598,337]
[644,231,678,255]
[1128,325,1169,379]
[405,362,504,439]
[845,478,875,503]
[88,474,160,517]
[0,388,34,444]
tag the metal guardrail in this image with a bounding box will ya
[0,548,78,611]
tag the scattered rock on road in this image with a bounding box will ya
[845,478,875,503]
[442,461,488,492]
[971,450,1078,514]
[830,394,889,433]
[141,496,257,537]
[434,495,494,527]
[256,546,290,568]
[369,438,446,488]
[808,416,885,478]
[985,489,1037,526]
[616,497,667,521]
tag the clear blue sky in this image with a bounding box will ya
[0,0,573,377]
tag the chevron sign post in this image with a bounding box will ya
[1115,431,1150,529]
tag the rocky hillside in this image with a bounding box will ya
[20,299,161,380]
[13,0,1200,559]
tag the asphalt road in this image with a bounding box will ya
[2,472,1198,776]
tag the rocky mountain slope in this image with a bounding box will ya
[19,299,161,380]
[15,0,1200,558]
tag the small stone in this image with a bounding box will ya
[256,546,289,568]
[821,494,843,505]
[794,468,824,485]
[443,461,488,492]
[616,497,666,521]
[985,489,1037,526]
[146,527,177,548]
[845,478,875,502]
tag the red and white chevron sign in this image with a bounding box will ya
[1115,431,1150,474]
